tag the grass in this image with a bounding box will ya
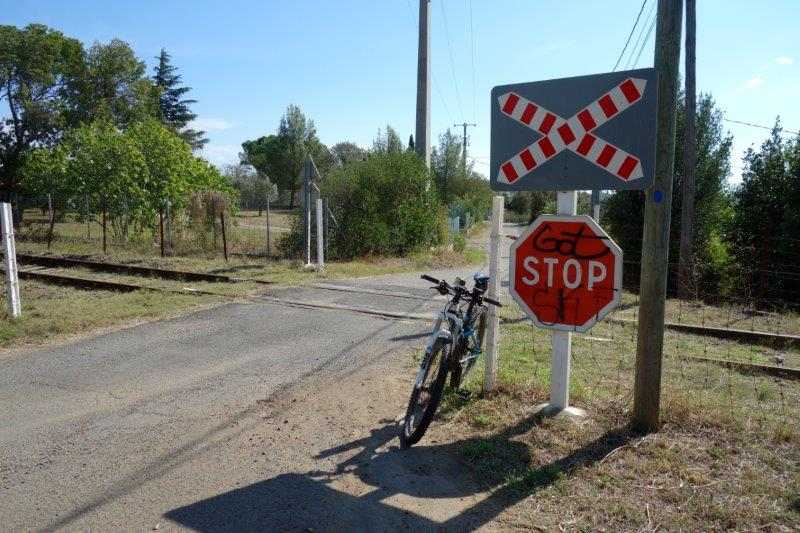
[419,296,800,531]
[0,279,219,349]
[3,227,487,348]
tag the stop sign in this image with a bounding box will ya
[509,215,622,332]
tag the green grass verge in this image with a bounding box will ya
[0,280,219,349]
[419,299,800,531]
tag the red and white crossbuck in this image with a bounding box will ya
[497,77,647,184]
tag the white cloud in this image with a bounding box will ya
[743,76,764,90]
[189,117,234,132]
[201,143,240,167]
[775,56,794,65]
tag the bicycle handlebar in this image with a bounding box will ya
[483,296,502,307]
[420,274,502,307]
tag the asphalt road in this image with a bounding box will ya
[0,224,519,531]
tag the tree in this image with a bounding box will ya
[603,93,732,295]
[67,39,155,128]
[152,48,207,150]
[124,118,197,215]
[60,120,149,249]
[729,121,800,306]
[430,129,463,205]
[225,163,277,214]
[330,141,367,166]
[241,104,326,208]
[408,134,415,152]
[372,125,404,154]
[0,24,83,201]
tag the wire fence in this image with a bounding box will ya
[13,196,297,261]
[494,273,800,436]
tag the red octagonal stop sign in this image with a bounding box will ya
[509,215,622,332]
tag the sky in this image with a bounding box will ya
[5,0,799,183]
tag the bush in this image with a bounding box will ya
[317,152,445,259]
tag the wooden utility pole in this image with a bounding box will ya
[633,0,683,433]
[415,0,431,167]
[677,0,697,299]
[454,122,477,175]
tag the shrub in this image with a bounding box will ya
[316,152,445,259]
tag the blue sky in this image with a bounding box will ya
[6,0,799,183]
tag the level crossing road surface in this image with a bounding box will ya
[0,224,519,531]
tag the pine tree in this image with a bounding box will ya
[152,48,207,149]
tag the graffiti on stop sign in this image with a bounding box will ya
[510,215,622,332]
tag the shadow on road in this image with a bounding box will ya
[165,411,637,531]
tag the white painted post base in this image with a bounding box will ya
[535,191,586,419]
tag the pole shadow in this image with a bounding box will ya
[166,411,637,532]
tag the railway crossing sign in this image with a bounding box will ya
[509,215,622,332]
[490,68,657,191]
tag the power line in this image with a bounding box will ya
[630,11,657,68]
[625,0,657,69]
[467,0,477,122]
[723,118,799,136]
[613,0,649,71]
[439,0,465,120]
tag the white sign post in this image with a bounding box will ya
[1,203,21,318]
[316,198,325,272]
[483,195,504,392]
[550,191,579,414]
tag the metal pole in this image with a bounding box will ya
[590,189,601,221]
[1,203,21,318]
[316,198,324,272]
[415,0,431,167]
[633,0,683,433]
[549,191,578,412]
[483,195,504,392]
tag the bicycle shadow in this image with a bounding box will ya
[165,411,636,531]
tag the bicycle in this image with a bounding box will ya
[399,272,502,448]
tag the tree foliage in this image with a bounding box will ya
[225,163,277,213]
[430,129,492,221]
[729,122,800,305]
[603,93,733,294]
[67,39,156,128]
[318,151,445,259]
[0,24,83,197]
[330,141,367,167]
[241,105,330,208]
[152,48,207,149]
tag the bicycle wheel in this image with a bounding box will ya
[400,339,450,448]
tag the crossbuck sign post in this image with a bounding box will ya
[491,68,657,417]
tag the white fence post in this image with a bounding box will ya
[316,198,325,272]
[483,195,504,392]
[1,203,21,318]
